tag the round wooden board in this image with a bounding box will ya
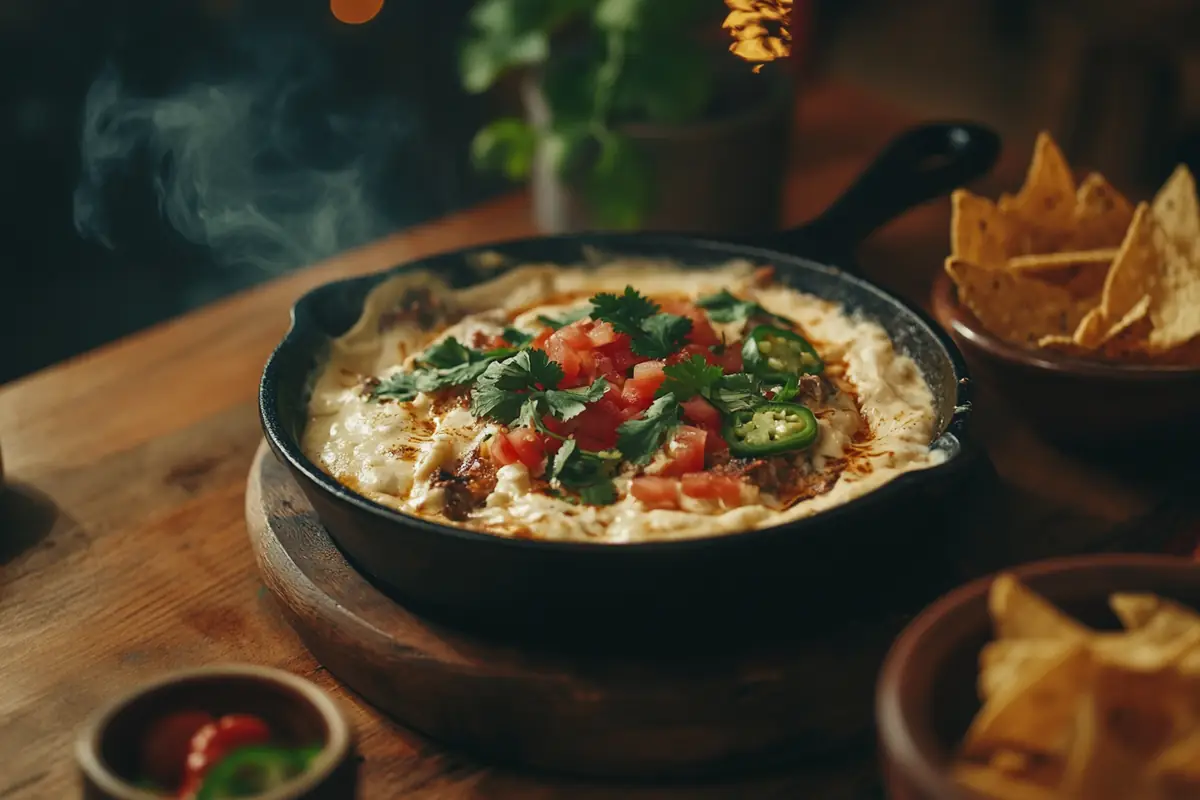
[245,441,909,780]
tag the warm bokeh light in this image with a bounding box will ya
[723,0,792,73]
[330,0,384,25]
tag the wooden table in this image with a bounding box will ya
[0,80,1192,799]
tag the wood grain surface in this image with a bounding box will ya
[1,80,1195,799]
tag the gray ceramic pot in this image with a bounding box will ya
[522,72,794,235]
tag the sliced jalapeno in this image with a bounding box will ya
[724,402,819,456]
[741,325,823,380]
[195,745,317,799]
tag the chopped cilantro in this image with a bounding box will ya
[472,350,607,428]
[588,287,692,358]
[616,393,681,465]
[502,327,535,347]
[697,289,788,325]
[537,307,591,330]
[417,336,474,368]
[773,375,801,402]
[709,373,768,414]
[549,438,621,504]
[632,313,692,358]
[658,355,724,401]
[589,286,660,336]
[370,333,534,402]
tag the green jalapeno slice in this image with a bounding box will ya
[724,402,819,456]
[195,745,320,799]
[741,325,823,380]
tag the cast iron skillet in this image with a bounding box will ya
[261,123,1001,648]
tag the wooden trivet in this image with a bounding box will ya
[245,441,921,781]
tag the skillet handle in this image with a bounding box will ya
[754,122,1001,267]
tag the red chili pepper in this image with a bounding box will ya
[177,714,273,799]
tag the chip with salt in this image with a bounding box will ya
[952,576,1200,799]
[943,131,1200,366]
[945,258,1095,345]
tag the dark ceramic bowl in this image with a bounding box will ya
[876,553,1200,800]
[76,664,357,800]
[930,270,1200,455]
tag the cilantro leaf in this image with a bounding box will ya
[578,481,618,505]
[616,393,681,465]
[589,286,659,336]
[543,378,609,421]
[470,351,563,423]
[697,289,789,325]
[502,327,535,347]
[658,354,723,401]
[549,438,620,506]
[370,371,437,401]
[631,313,692,358]
[773,375,801,402]
[416,336,474,368]
[537,307,591,329]
[709,373,767,414]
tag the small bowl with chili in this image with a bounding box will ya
[76,664,356,800]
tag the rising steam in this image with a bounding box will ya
[74,34,414,274]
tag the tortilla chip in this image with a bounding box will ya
[988,573,1092,641]
[1060,682,1159,800]
[1110,593,1200,645]
[1098,203,1160,322]
[1151,165,1200,248]
[999,132,1077,232]
[961,641,1090,759]
[979,639,1074,701]
[951,189,1011,267]
[1072,172,1136,249]
[946,258,1095,345]
[1007,249,1117,271]
[1148,730,1200,784]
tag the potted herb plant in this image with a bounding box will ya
[460,0,796,234]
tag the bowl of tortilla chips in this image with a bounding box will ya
[931,132,1200,452]
[877,554,1200,800]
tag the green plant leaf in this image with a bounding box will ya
[586,133,652,230]
[614,37,713,124]
[543,124,593,179]
[470,118,537,181]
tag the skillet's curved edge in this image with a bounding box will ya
[259,231,978,554]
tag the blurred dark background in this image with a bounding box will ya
[1,0,1198,384]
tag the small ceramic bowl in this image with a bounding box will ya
[930,271,1200,455]
[76,664,357,800]
[876,553,1200,800]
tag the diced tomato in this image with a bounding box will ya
[632,360,666,380]
[681,473,747,507]
[681,396,721,429]
[714,343,744,374]
[487,432,522,467]
[546,336,584,384]
[555,322,596,351]
[660,425,707,476]
[531,327,553,351]
[506,428,548,476]
[565,398,624,450]
[597,335,641,373]
[705,430,730,460]
[587,321,619,347]
[685,308,721,347]
[630,476,681,510]
[139,710,215,789]
[179,714,273,798]
[593,354,622,388]
[667,343,718,367]
[487,430,549,474]
[482,334,510,350]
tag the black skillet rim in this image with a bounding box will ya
[260,231,976,555]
